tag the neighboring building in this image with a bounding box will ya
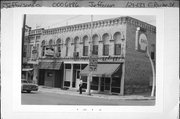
[22,25,31,66]
[26,16,156,95]
[22,25,44,81]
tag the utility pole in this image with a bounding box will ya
[147,46,155,97]
[21,14,26,72]
[87,15,93,95]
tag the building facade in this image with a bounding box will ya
[24,16,156,95]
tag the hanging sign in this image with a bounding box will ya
[45,47,54,57]
[89,55,98,71]
[135,27,148,53]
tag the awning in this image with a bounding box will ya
[39,62,62,70]
[22,68,33,72]
[80,63,121,77]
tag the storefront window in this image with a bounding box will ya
[81,76,87,89]
[111,77,121,93]
[77,71,80,79]
[91,77,99,90]
[47,72,53,77]
[65,64,71,69]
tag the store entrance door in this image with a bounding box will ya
[100,77,111,93]
[75,70,81,88]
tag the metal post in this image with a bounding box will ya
[22,14,26,70]
[146,44,155,97]
[87,15,94,95]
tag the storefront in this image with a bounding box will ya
[38,61,64,88]
[80,63,123,94]
[22,68,34,81]
[63,63,88,89]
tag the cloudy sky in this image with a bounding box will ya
[26,15,156,29]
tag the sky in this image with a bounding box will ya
[26,15,156,29]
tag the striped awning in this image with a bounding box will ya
[80,63,121,77]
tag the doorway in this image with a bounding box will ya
[72,70,80,88]
[100,77,111,93]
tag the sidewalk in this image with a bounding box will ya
[38,86,155,100]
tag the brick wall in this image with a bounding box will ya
[124,21,156,94]
[40,24,126,58]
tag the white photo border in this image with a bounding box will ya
[5,8,165,113]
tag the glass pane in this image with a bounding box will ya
[83,46,88,56]
[92,77,99,85]
[77,70,80,79]
[115,44,121,55]
[81,76,87,82]
[93,45,98,55]
[103,45,109,56]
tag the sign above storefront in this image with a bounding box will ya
[45,47,54,57]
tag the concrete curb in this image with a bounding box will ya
[38,86,155,100]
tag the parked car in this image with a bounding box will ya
[21,79,38,93]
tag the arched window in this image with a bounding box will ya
[113,32,121,55]
[41,40,45,56]
[102,33,110,56]
[66,37,71,56]
[56,38,61,57]
[49,39,53,48]
[83,35,89,56]
[74,36,79,52]
[92,34,99,55]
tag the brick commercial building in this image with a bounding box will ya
[24,16,156,95]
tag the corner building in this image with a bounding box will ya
[35,16,156,95]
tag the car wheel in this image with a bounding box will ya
[27,90,31,93]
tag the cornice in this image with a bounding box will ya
[126,17,156,33]
[42,16,156,35]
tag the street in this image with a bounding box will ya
[22,91,155,105]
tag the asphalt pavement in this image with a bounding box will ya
[21,86,155,105]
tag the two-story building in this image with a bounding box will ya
[26,16,156,95]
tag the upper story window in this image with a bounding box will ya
[92,34,99,55]
[56,39,62,57]
[36,36,40,40]
[41,40,45,56]
[23,45,27,57]
[49,39,53,47]
[102,33,110,56]
[66,37,71,57]
[83,35,89,56]
[113,32,121,55]
[74,36,80,52]
[151,44,155,60]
